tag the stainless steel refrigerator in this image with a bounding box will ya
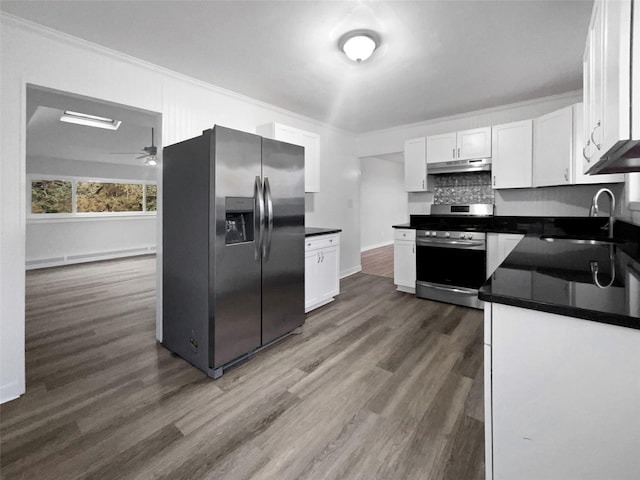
[162,125,304,378]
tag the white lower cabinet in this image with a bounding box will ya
[305,233,340,312]
[393,228,416,293]
[486,303,640,480]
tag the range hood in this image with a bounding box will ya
[428,157,491,175]
[585,141,640,174]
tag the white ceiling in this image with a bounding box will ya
[2,0,593,133]
[27,86,159,166]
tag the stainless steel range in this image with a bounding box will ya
[415,204,493,309]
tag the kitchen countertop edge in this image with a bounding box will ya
[479,284,640,330]
[305,227,342,237]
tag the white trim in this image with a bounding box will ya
[27,212,157,224]
[340,265,362,279]
[27,172,157,184]
[1,12,355,138]
[0,382,22,405]
[26,246,156,270]
[305,297,336,313]
[396,285,416,294]
[358,90,583,138]
[361,240,393,252]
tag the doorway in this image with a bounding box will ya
[24,85,162,391]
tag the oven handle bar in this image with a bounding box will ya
[417,281,479,295]
[416,238,485,249]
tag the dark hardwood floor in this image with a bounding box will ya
[361,244,394,278]
[1,255,484,480]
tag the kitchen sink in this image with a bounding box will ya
[539,235,623,246]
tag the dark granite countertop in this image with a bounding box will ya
[305,227,342,237]
[407,214,617,236]
[479,221,640,330]
[392,223,411,229]
[394,214,640,328]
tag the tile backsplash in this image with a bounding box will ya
[433,172,494,205]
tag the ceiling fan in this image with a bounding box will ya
[110,127,157,165]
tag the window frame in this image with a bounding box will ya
[27,174,158,222]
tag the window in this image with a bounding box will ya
[77,182,143,212]
[29,177,157,216]
[145,184,157,212]
[31,180,73,213]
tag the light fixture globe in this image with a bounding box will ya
[338,29,380,63]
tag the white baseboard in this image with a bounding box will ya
[0,381,24,404]
[340,265,362,279]
[396,285,416,294]
[361,240,393,252]
[26,245,156,270]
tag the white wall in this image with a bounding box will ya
[494,184,626,217]
[0,14,359,403]
[360,156,408,251]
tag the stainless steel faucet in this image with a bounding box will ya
[589,188,616,238]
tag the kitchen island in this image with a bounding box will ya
[479,221,640,480]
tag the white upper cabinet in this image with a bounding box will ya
[533,106,573,187]
[457,127,492,160]
[299,130,320,192]
[256,122,320,192]
[583,0,637,170]
[583,0,604,166]
[426,127,491,163]
[426,132,457,164]
[573,103,625,184]
[404,137,428,191]
[492,120,533,189]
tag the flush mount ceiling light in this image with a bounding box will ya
[338,29,380,63]
[60,110,122,130]
[145,156,157,166]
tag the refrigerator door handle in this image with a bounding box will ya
[263,176,274,261]
[254,176,265,261]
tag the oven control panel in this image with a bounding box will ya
[417,230,486,241]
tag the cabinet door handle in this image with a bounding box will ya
[412,244,415,253]
[583,140,591,163]
[452,148,456,159]
[457,147,461,158]
[422,179,425,189]
[564,168,569,182]
[590,121,601,150]
[321,251,325,262]
[493,175,496,186]
[317,252,320,263]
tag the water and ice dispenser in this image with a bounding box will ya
[224,197,254,245]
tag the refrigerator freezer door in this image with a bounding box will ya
[211,126,263,368]
[261,138,305,344]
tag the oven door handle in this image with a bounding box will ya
[416,238,485,248]
[418,281,479,295]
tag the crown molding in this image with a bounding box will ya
[1,12,355,138]
[358,89,583,138]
